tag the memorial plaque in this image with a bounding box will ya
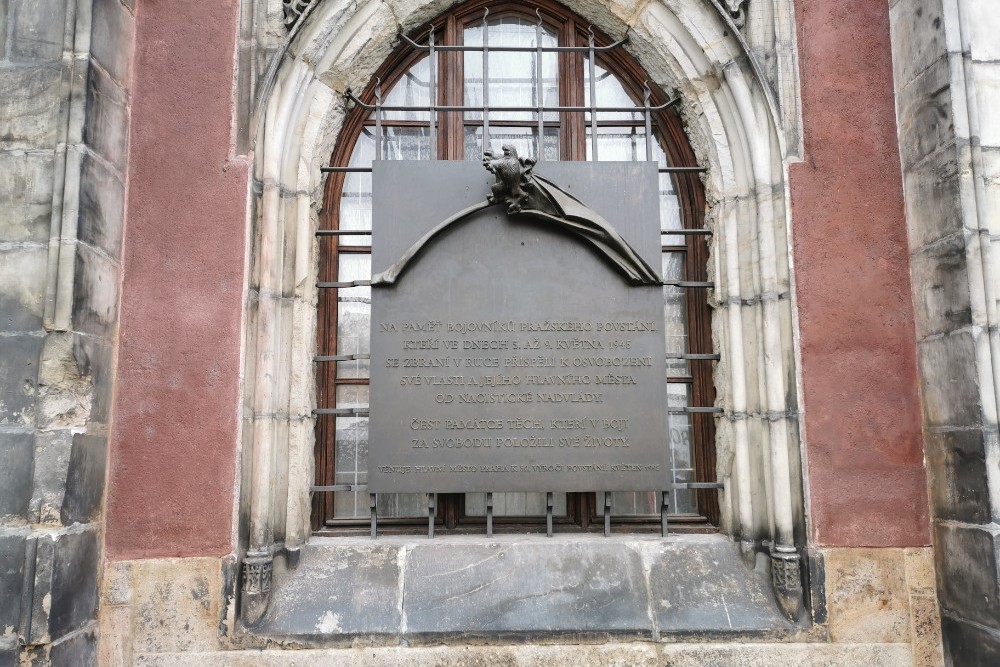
[369,159,668,492]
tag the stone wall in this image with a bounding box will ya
[0,0,133,663]
[96,547,941,666]
[889,0,1000,663]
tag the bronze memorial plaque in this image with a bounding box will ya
[368,156,668,493]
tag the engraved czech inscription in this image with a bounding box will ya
[369,161,668,492]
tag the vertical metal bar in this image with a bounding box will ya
[369,493,377,539]
[535,10,544,161]
[482,8,490,154]
[428,26,437,160]
[374,78,383,161]
[546,491,554,537]
[587,27,598,161]
[643,82,654,163]
[428,493,437,538]
[603,491,612,537]
[660,490,670,537]
[486,492,494,537]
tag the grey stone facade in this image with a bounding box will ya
[0,0,132,663]
[890,0,1000,662]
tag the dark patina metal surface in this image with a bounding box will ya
[369,160,667,493]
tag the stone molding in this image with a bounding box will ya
[241,0,808,626]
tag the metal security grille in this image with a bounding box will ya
[313,7,722,538]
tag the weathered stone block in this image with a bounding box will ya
[61,433,107,525]
[935,523,1000,630]
[896,55,954,169]
[904,547,937,594]
[0,244,47,332]
[0,150,54,243]
[263,543,402,639]
[917,330,983,428]
[970,62,1000,148]
[0,334,42,427]
[84,63,129,171]
[403,539,651,638]
[0,431,34,520]
[889,0,947,87]
[49,528,100,640]
[8,0,66,62]
[941,614,1000,667]
[641,540,791,632]
[49,627,98,667]
[73,333,113,424]
[0,645,14,667]
[924,427,992,523]
[824,547,911,643]
[30,430,73,525]
[132,558,224,654]
[78,151,125,260]
[901,146,963,251]
[0,65,63,148]
[91,0,134,85]
[909,233,971,338]
[0,0,8,56]
[71,242,120,337]
[0,533,26,632]
[909,593,944,667]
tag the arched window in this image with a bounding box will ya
[314,0,717,533]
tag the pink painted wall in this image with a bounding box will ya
[103,0,931,556]
[105,0,248,559]
[790,0,930,546]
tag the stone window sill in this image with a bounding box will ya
[251,534,804,643]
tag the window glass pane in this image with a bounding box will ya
[382,125,432,160]
[338,132,374,247]
[381,55,434,121]
[336,254,371,379]
[465,492,567,518]
[465,17,558,122]
[586,125,647,162]
[667,384,697,514]
[584,59,642,122]
[662,253,688,377]
[464,126,559,162]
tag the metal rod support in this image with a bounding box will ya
[314,353,371,363]
[604,491,612,537]
[343,91,675,114]
[316,229,372,236]
[546,491,554,537]
[535,10,544,161]
[370,493,378,539]
[428,27,437,160]
[643,83,654,163]
[665,353,721,361]
[428,493,437,538]
[668,406,724,414]
[482,8,490,152]
[486,492,493,537]
[312,407,370,416]
[587,27,598,160]
[662,228,712,235]
[399,33,629,53]
[660,491,670,536]
[662,280,714,288]
[320,166,373,173]
[317,280,372,288]
[311,484,368,492]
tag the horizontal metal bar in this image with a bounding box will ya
[345,91,670,114]
[659,167,707,173]
[320,166,373,173]
[666,353,721,361]
[317,280,372,288]
[662,228,713,236]
[312,407,370,416]
[399,33,628,54]
[314,229,372,238]
[311,484,369,492]
[663,280,714,288]
[314,353,371,363]
[677,482,725,490]
[668,406,724,414]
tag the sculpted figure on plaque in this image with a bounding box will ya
[372,146,662,286]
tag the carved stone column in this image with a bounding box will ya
[240,550,274,627]
[770,544,804,621]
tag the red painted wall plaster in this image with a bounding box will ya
[105,1,248,558]
[791,0,930,546]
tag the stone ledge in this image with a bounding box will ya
[134,642,914,667]
[254,534,800,643]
